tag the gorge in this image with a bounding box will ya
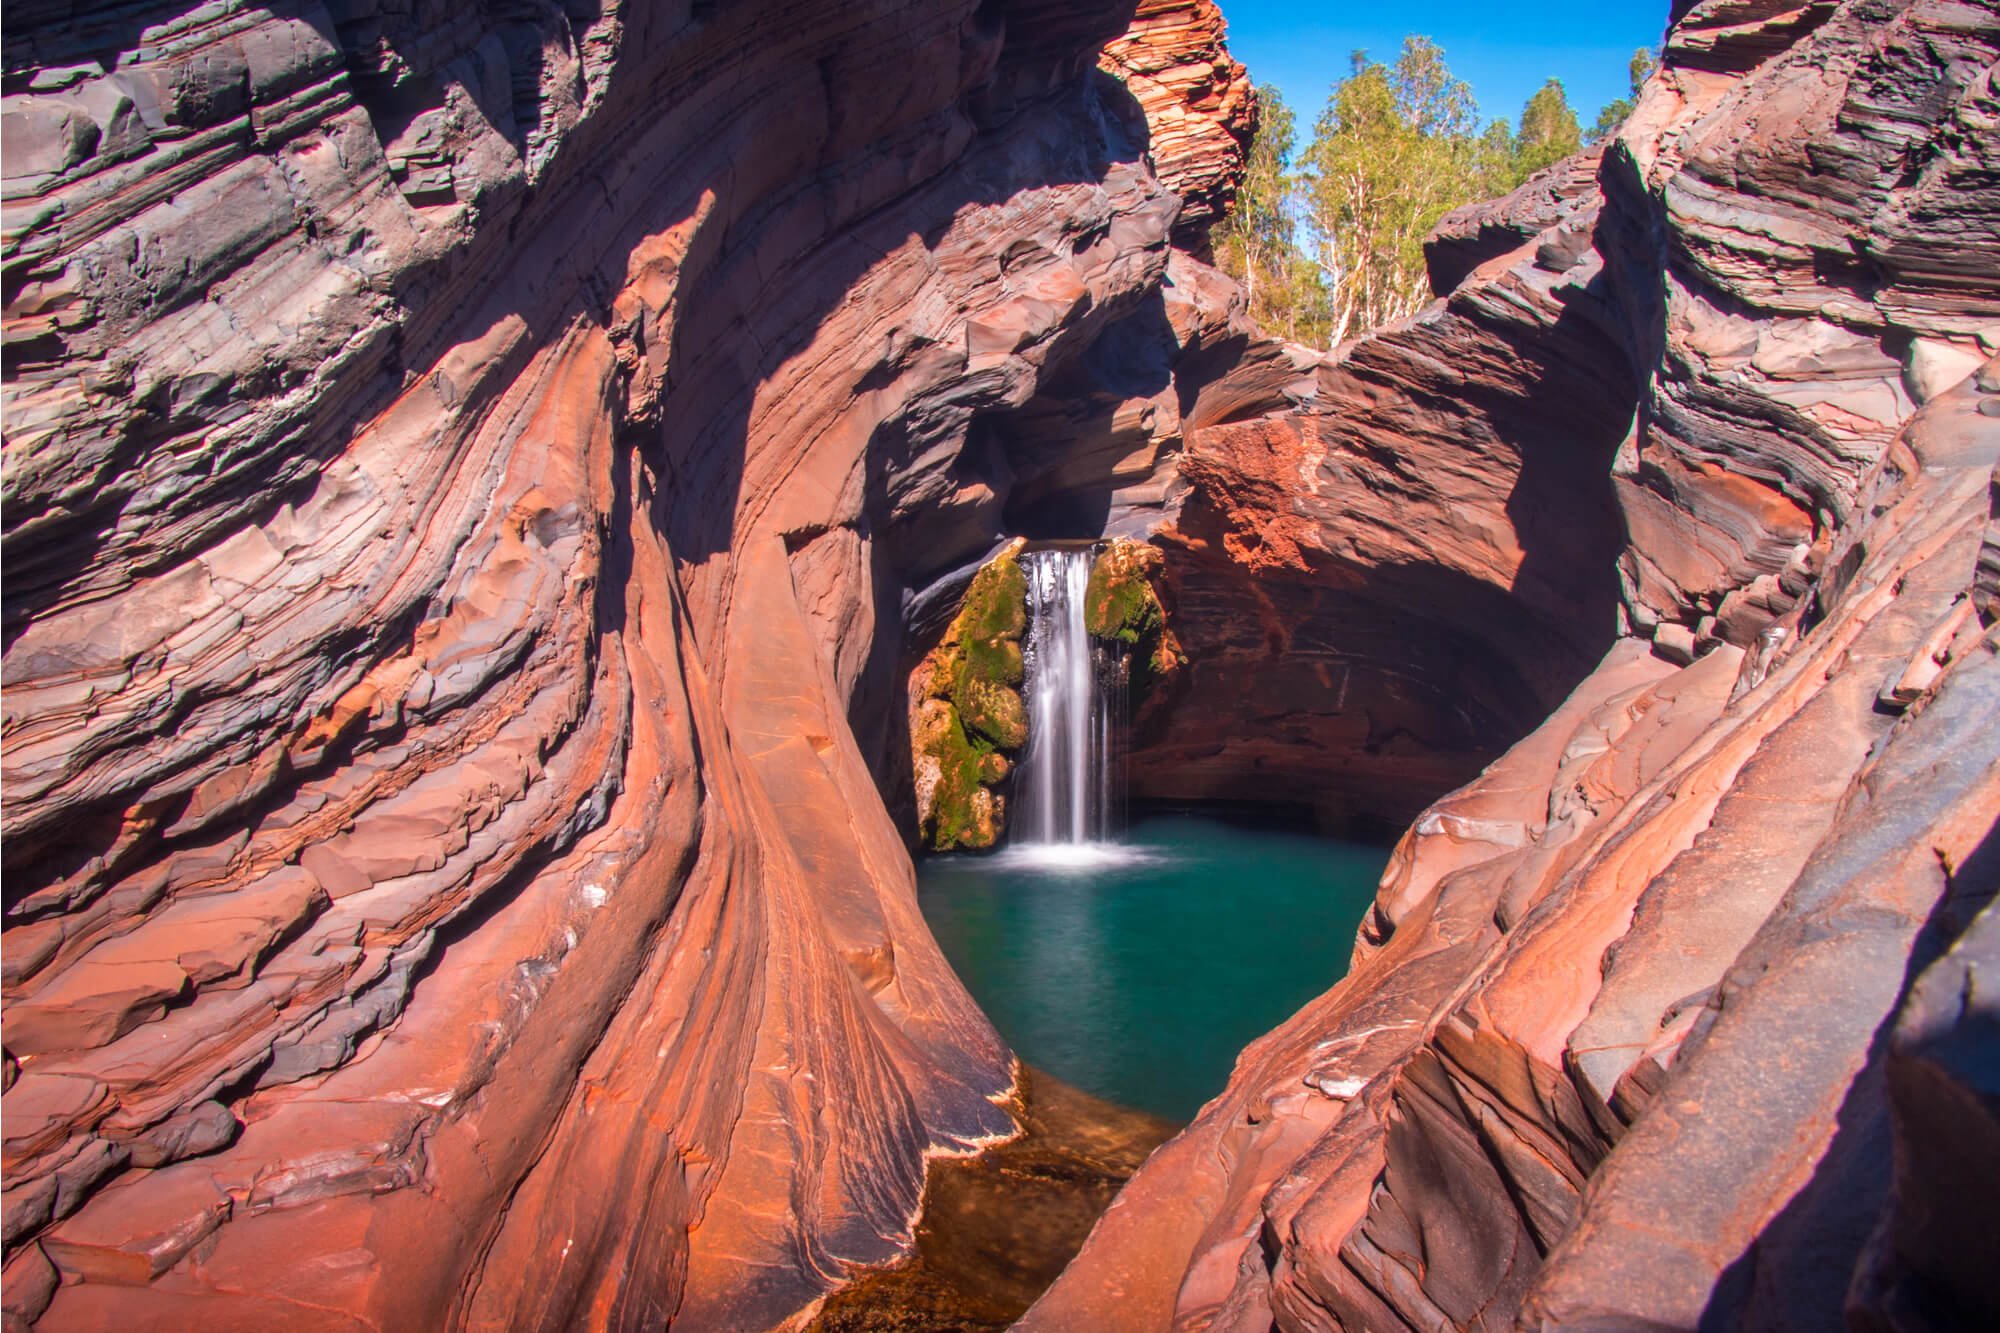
[4,1,1998,1332]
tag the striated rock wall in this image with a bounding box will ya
[1097,0,1254,256]
[1131,219,1635,831]
[7,0,1995,1327]
[1029,0,2000,1328]
[0,0,1260,1326]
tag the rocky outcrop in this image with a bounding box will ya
[1098,0,1253,255]
[1131,204,1634,831]
[1425,145,1605,296]
[1029,1,2000,1328]
[0,0,1254,1325]
[1084,537,1182,704]
[910,541,1029,851]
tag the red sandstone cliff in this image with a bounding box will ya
[1098,0,1254,255]
[0,1,1254,1326]
[5,0,1997,1328]
[1028,1,2000,1328]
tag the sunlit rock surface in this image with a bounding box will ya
[1028,1,2000,1328]
[1097,0,1254,255]
[0,0,1229,1325]
[5,0,1997,1327]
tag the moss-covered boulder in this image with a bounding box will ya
[1085,538,1184,698]
[911,540,1028,851]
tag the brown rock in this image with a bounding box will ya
[2,0,1208,1321]
[42,1167,231,1285]
[1098,0,1255,254]
[5,0,1994,1327]
[1028,2,2000,1328]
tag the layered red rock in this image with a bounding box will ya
[7,0,1997,1329]
[1098,0,1255,254]
[1029,1,2000,1327]
[0,0,1210,1326]
[1130,209,1635,829]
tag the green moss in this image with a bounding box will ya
[1084,539,1184,707]
[952,669,1028,750]
[914,543,1029,850]
[1086,572,1160,644]
[925,707,998,851]
[960,633,1024,690]
[958,553,1028,646]
[1084,541,1165,644]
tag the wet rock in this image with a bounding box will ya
[1084,537,1184,704]
[911,541,1029,850]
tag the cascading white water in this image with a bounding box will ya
[1015,548,1123,850]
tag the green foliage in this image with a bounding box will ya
[1587,98,1632,143]
[1216,84,1330,345]
[1471,118,1521,196]
[1515,79,1581,177]
[1587,47,1659,144]
[1210,38,1652,348]
[1298,38,1484,345]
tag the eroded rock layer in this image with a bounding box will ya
[7,0,1998,1327]
[0,0,1255,1326]
[1097,0,1253,254]
[1029,1,2000,1328]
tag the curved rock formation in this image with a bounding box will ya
[7,0,1996,1327]
[1028,1,2000,1327]
[0,0,1254,1326]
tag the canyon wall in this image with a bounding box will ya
[1029,0,2000,1328]
[0,0,1254,1326]
[6,0,1996,1328]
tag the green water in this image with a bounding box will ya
[917,813,1388,1122]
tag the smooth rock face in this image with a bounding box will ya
[0,0,1244,1326]
[1028,1,2000,1329]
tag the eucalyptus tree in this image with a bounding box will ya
[1216,84,1329,344]
[1515,78,1582,175]
[1299,38,1479,346]
[1212,39,1645,349]
[1588,47,1660,143]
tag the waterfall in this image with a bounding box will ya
[1015,547,1123,848]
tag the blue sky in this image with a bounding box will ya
[1217,0,1672,135]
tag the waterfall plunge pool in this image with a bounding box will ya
[917,811,1389,1122]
